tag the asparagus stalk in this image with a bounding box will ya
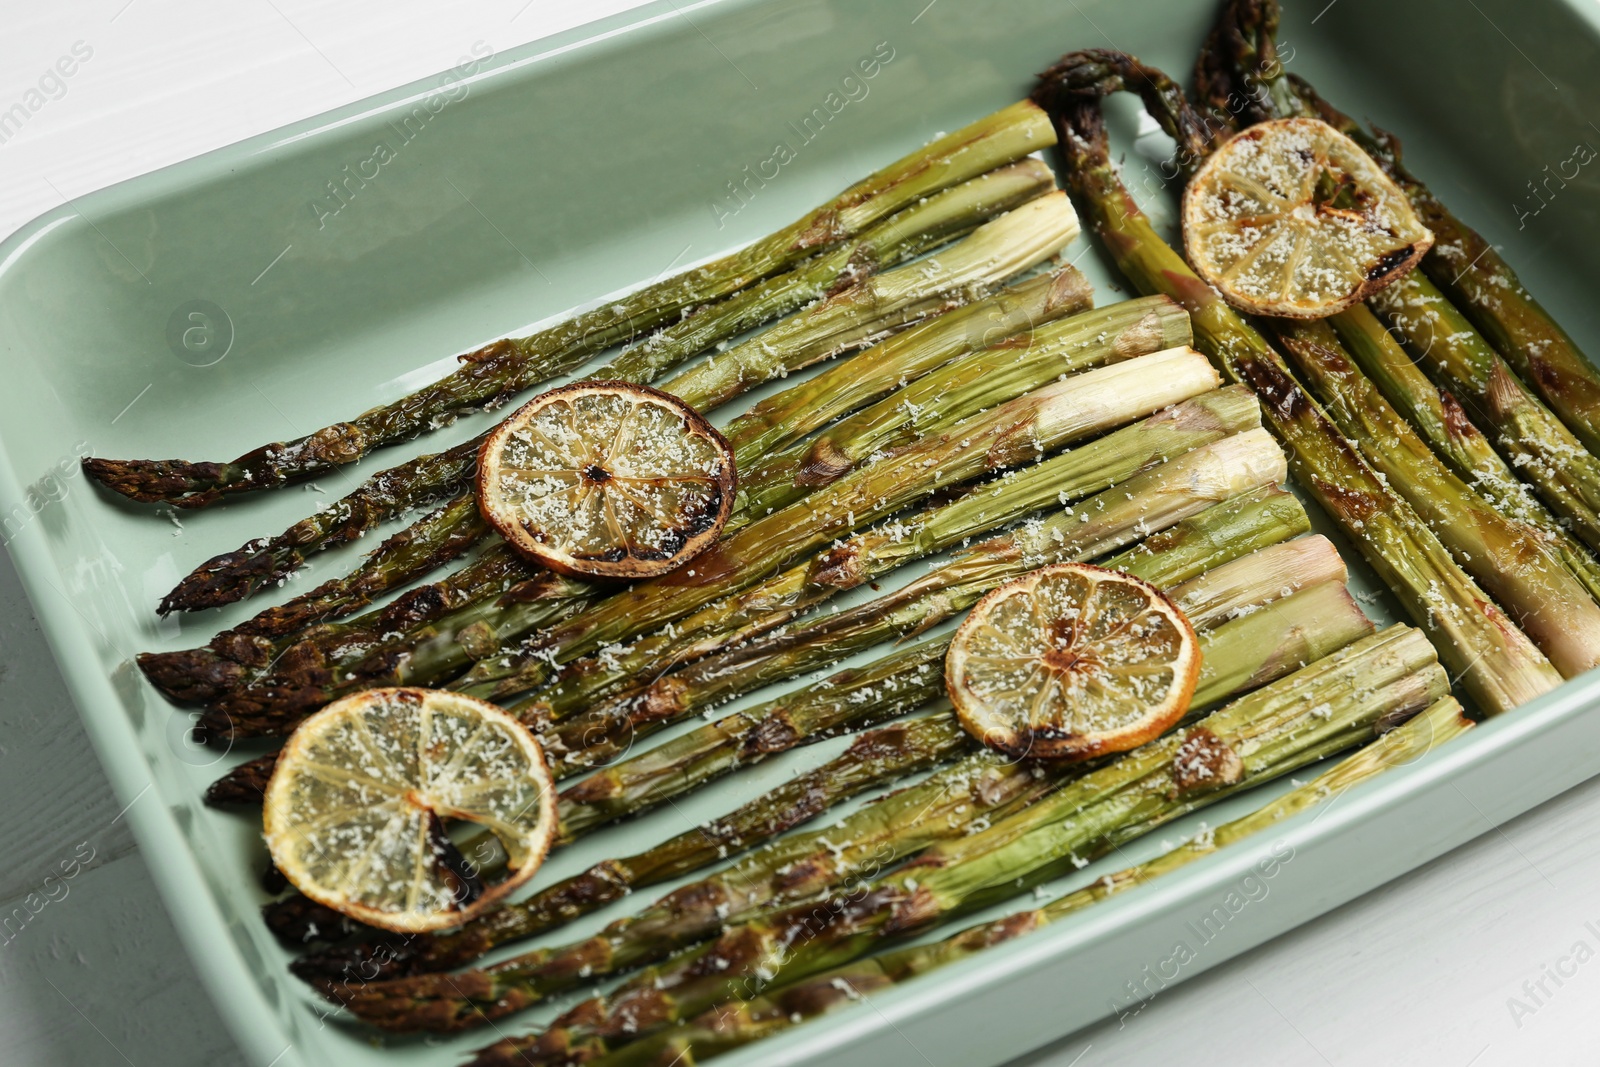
[595,695,1471,1067]
[537,428,1289,770]
[271,484,1305,960]
[85,102,1058,508]
[205,346,1219,741]
[327,532,1365,1025]
[1326,305,1600,605]
[1214,0,1600,455]
[1272,317,1600,676]
[149,163,1063,621]
[155,260,1094,707]
[1369,273,1600,554]
[731,296,1193,521]
[718,270,1102,465]
[467,627,1446,1062]
[1037,82,1560,714]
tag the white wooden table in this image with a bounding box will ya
[3,3,1599,1065]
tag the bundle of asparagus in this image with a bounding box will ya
[1188,1,1600,562]
[591,694,1471,1066]
[460,296,1195,705]
[1272,316,1600,676]
[1209,0,1600,457]
[463,625,1445,1063]
[167,193,1084,724]
[326,506,1366,1025]
[1034,64,1562,715]
[535,427,1291,772]
[203,295,1203,806]
[151,159,1062,621]
[86,101,1058,510]
[1326,305,1600,604]
[201,343,1219,741]
[1171,7,1600,672]
[150,261,1100,708]
[269,484,1306,956]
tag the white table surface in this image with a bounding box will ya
[4,3,1600,1065]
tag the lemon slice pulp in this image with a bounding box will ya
[946,563,1200,761]
[262,688,557,933]
[477,381,736,579]
[1182,117,1433,319]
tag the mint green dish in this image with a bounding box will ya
[2,1,1599,1065]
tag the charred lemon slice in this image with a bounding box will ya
[477,381,736,579]
[1182,117,1432,318]
[262,688,557,934]
[946,563,1199,761]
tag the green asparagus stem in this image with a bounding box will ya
[467,626,1446,1062]
[1326,305,1600,605]
[148,162,1062,622]
[86,101,1058,509]
[537,428,1289,770]
[206,344,1218,741]
[1369,273,1600,554]
[1037,81,1560,714]
[1213,0,1600,455]
[1272,317,1600,676]
[281,484,1306,971]
[719,264,1098,464]
[328,531,1361,1027]
[592,695,1471,1067]
[731,296,1193,522]
[158,258,1093,707]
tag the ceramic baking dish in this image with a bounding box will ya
[3,0,1598,1064]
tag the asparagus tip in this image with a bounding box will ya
[337,970,520,1033]
[202,752,277,807]
[156,538,286,614]
[136,649,247,705]
[289,936,423,985]
[80,455,226,508]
